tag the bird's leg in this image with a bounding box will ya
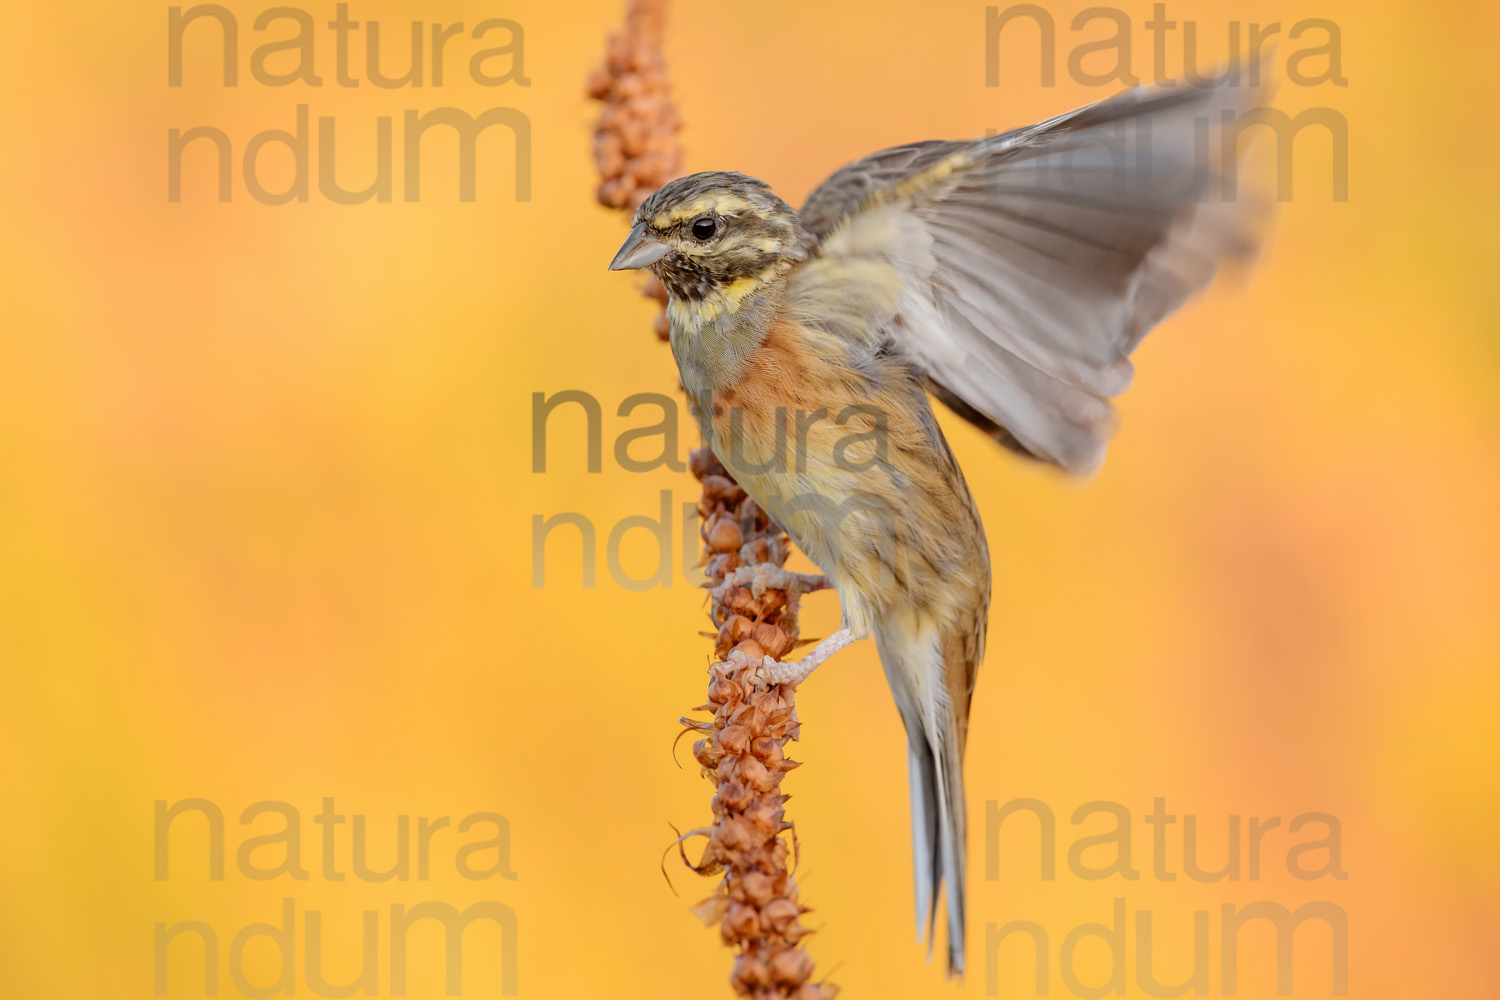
[759,627,856,687]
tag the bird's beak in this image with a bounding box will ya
[609,223,669,270]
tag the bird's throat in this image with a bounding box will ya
[665,274,782,399]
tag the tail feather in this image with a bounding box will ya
[879,622,975,977]
[911,726,967,974]
[908,741,940,947]
[933,729,967,975]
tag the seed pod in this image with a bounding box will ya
[739,870,775,907]
[760,897,800,935]
[710,518,744,553]
[597,177,631,208]
[751,737,785,767]
[693,738,722,769]
[728,701,766,735]
[731,955,772,991]
[716,782,754,815]
[711,816,757,854]
[723,902,761,942]
[706,677,743,706]
[585,68,613,99]
[732,638,765,663]
[751,622,792,658]
[730,593,764,619]
[700,474,737,501]
[769,947,815,986]
[716,615,754,653]
[714,756,739,784]
[717,724,751,756]
[743,798,782,836]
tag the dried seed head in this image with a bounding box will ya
[589,0,681,325]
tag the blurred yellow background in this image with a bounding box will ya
[1,0,1496,996]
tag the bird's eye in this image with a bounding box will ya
[690,216,719,241]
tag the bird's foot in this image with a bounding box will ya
[711,564,832,602]
[759,628,856,687]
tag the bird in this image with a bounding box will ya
[609,69,1264,975]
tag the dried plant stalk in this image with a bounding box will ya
[589,3,834,996]
[587,0,679,340]
[682,451,836,1000]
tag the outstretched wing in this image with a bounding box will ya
[793,70,1266,474]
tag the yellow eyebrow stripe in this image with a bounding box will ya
[652,192,756,228]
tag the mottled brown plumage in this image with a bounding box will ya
[610,69,1264,975]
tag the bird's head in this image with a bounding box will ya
[608,171,810,302]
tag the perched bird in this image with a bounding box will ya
[610,72,1262,974]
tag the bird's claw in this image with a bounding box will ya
[756,627,856,687]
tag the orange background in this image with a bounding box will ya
[1,0,1496,997]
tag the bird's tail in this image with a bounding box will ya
[876,619,976,977]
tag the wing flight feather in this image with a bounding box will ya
[794,69,1268,473]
